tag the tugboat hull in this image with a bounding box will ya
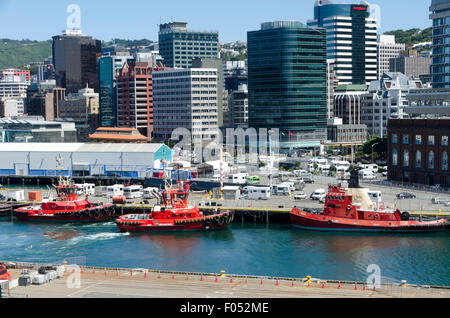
[14,205,115,223]
[290,210,448,233]
[116,211,234,233]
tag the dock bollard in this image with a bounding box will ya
[292,281,295,287]
[215,276,218,282]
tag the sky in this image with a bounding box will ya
[0,0,432,43]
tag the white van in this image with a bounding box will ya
[310,189,326,200]
[244,186,271,200]
[275,184,291,196]
[359,170,377,180]
[360,164,379,174]
[227,173,247,184]
[124,185,144,199]
[143,187,160,199]
[106,184,124,198]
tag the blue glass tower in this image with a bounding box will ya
[430,0,450,88]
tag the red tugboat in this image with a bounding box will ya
[116,181,234,232]
[14,178,114,222]
[290,169,448,232]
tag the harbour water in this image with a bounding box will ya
[1,219,449,286]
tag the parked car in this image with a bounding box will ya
[294,192,307,200]
[431,197,450,205]
[310,189,326,200]
[396,192,416,200]
[302,176,315,184]
[431,184,442,190]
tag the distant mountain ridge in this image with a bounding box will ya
[0,29,433,70]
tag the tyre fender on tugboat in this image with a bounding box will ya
[401,212,410,221]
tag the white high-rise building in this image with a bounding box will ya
[361,72,423,137]
[152,68,219,142]
[377,35,405,80]
[308,1,378,85]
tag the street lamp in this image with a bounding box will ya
[372,143,379,164]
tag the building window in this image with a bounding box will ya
[443,151,449,171]
[415,135,422,145]
[428,135,435,146]
[392,149,398,166]
[416,150,422,168]
[403,135,409,145]
[403,149,409,167]
[442,136,449,146]
[428,151,435,169]
[391,134,398,144]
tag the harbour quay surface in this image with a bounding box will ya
[5,267,450,299]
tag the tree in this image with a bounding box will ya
[359,136,388,160]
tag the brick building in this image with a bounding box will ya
[387,118,450,187]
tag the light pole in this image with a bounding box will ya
[372,143,379,164]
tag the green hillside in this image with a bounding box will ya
[0,39,52,69]
[384,27,432,47]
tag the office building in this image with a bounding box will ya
[333,84,367,126]
[0,69,31,83]
[430,0,450,88]
[98,55,132,127]
[0,97,25,118]
[389,52,432,79]
[152,68,219,142]
[223,61,248,93]
[248,21,327,150]
[361,72,423,137]
[158,22,219,68]
[308,1,378,85]
[229,84,248,128]
[116,61,165,138]
[59,86,99,141]
[377,35,405,80]
[52,30,102,94]
[192,57,224,127]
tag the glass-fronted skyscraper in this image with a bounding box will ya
[52,30,101,94]
[430,0,450,88]
[158,22,219,68]
[98,55,131,127]
[247,21,327,150]
[307,1,377,85]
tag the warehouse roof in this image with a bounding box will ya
[0,143,170,153]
